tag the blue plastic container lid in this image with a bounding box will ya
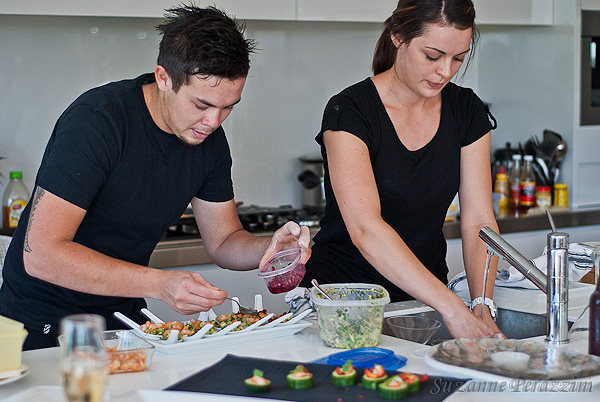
[310,347,407,371]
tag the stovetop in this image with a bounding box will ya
[163,204,323,240]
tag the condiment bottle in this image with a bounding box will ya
[2,171,30,228]
[535,186,552,209]
[519,155,536,209]
[494,167,509,216]
[508,154,522,210]
[553,183,569,207]
[590,270,600,357]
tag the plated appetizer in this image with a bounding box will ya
[361,363,388,390]
[244,369,271,393]
[331,359,356,386]
[398,372,421,392]
[378,372,424,400]
[378,375,409,400]
[140,319,211,340]
[286,364,313,389]
[139,309,290,340]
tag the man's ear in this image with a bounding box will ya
[154,65,171,91]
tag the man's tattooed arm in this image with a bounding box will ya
[24,186,45,253]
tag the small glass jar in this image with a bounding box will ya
[535,186,552,209]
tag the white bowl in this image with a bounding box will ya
[490,351,530,370]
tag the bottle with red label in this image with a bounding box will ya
[2,171,30,228]
[519,155,536,209]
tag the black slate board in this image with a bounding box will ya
[166,354,467,401]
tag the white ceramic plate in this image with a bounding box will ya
[424,342,600,385]
[1,386,64,402]
[152,320,312,355]
[0,364,29,386]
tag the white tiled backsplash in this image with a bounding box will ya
[0,12,580,207]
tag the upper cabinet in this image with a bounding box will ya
[0,0,554,25]
[473,0,554,26]
[296,0,397,23]
[0,0,296,20]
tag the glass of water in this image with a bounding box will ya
[60,314,107,402]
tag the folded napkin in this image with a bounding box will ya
[284,287,316,316]
[448,242,595,292]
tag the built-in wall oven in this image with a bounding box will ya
[581,10,600,125]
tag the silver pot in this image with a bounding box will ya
[297,154,325,212]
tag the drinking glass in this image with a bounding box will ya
[569,242,600,334]
[60,314,107,402]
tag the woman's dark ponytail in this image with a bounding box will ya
[372,21,396,75]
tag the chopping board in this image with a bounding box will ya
[166,354,467,402]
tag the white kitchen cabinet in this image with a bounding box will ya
[297,0,554,24]
[0,0,296,20]
[296,0,397,22]
[473,0,554,25]
[582,0,600,11]
[0,0,554,25]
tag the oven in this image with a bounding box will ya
[581,10,600,125]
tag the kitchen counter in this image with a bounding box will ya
[150,208,600,268]
[0,320,597,401]
[443,207,600,239]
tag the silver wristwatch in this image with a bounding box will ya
[470,296,497,320]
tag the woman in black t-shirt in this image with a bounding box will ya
[302,0,502,339]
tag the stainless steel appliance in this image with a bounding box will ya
[297,154,325,213]
[581,11,600,125]
[165,205,321,238]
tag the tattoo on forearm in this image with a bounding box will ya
[24,187,46,253]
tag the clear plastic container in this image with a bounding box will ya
[258,248,305,294]
[103,330,154,374]
[59,329,155,374]
[310,283,390,349]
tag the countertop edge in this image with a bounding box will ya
[151,209,600,269]
[442,208,600,238]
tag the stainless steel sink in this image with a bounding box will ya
[383,304,547,345]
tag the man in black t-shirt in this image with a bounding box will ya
[0,5,310,350]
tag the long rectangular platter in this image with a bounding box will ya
[146,320,312,354]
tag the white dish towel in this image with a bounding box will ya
[448,242,595,292]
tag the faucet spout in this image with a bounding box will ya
[478,226,547,292]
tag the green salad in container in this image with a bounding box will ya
[310,283,390,349]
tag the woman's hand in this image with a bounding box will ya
[471,304,504,336]
[442,305,504,339]
[259,221,311,267]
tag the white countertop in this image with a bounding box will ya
[0,320,598,401]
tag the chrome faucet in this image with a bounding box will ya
[479,226,570,345]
